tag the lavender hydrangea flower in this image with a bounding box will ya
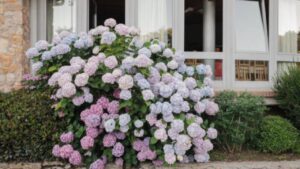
[118,113,131,126]
[112,142,124,157]
[184,77,197,90]
[119,89,132,100]
[171,120,184,132]
[101,31,116,45]
[150,44,161,53]
[187,123,205,138]
[163,48,173,58]
[161,102,173,116]
[137,79,150,89]
[32,62,43,74]
[104,18,117,27]
[118,75,134,90]
[154,128,168,142]
[138,47,151,57]
[35,40,49,51]
[104,55,118,69]
[142,89,154,101]
[51,44,71,55]
[155,62,168,72]
[135,54,153,67]
[61,82,76,98]
[26,47,39,58]
[207,128,218,139]
[74,73,89,87]
[170,93,183,105]
[194,102,206,114]
[159,84,173,98]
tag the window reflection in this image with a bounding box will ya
[89,0,125,29]
[235,60,268,81]
[184,0,223,52]
[47,0,76,40]
[278,0,300,53]
[235,0,268,52]
[137,0,173,46]
[185,59,223,80]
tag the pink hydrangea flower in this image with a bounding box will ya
[107,100,120,114]
[104,18,117,27]
[207,128,218,139]
[61,82,76,98]
[103,133,117,147]
[60,131,74,143]
[115,24,130,35]
[112,142,124,157]
[80,136,94,150]
[135,54,153,68]
[59,144,74,159]
[118,75,134,90]
[97,96,110,109]
[90,159,105,169]
[72,96,85,106]
[205,101,219,116]
[104,56,118,69]
[69,151,82,166]
[102,73,116,84]
[164,153,176,165]
[52,145,60,157]
[86,127,99,138]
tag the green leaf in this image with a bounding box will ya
[48,65,58,72]
[150,137,158,144]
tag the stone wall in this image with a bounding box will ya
[0,0,30,92]
[1,161,300,169]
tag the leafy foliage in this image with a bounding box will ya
[0,89,66,162]
[274,66,300,129]
[256,116,298,154]
[213,91,267,153]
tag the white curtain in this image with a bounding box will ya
[137,0,172,43]
[278,62,297,74]
[278,0,299,53]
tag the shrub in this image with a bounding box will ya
[274,66,300,129]
[0,89,66,162]
[214,91,267,153]
[256,116,298,154]
[25,18,219,168]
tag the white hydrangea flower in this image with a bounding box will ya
[119,113,131,126]
[104,119,116,132]
[134,120,144,128]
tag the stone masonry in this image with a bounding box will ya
[1,161,300,169]
[0,0,30,92]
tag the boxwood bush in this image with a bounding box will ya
[0,89,66,162]
[256,115,298,154]
[274,66,300,129]
[213,91,267,153]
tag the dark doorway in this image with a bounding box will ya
[89,0,125,29]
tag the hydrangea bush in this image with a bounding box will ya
[26,18,219,168]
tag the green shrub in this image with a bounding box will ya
[0,89,66,162]
[256,116,298,154]
[214,91,267,153]
[293,137,300,154]
[274,66,300,129]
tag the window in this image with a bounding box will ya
[186,59,223,80]
[184,0,223,52]
[47,0,77,41]
[235,60,268,81]
[235,0,269,52]
[89,0,125,29]
[137,0,173,46]
[278,0,300,53]
[277,62,300,74]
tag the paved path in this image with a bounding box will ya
[1,161,300,169]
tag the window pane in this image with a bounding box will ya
[137,0,173,46]
[47,0,76,40]
[89,0,125,29]
[184,0,223,52]
[278,0,300,53]
[278,62,300,74]
[235,60,268,81]
[185,59,223,80]
[236,0,268,52]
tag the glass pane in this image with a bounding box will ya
[184,0,223,52]
[185,59,223,80]
[137,0,173,46]
[277,62,300,74]
[235,60,268,81]
[236,0,268,52]
[278,0,300,53]
[47,0,76,40]
[89,0,125,29]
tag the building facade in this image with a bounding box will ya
[1,0,300,99]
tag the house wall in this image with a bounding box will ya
[0,0,30,92]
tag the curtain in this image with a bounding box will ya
[278,0,299,53]
[137,0,172,44]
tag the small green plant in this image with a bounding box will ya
[214,91,267,153]
[274,66,300,129]
[256,116,298,154]
[0,89,66,162]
